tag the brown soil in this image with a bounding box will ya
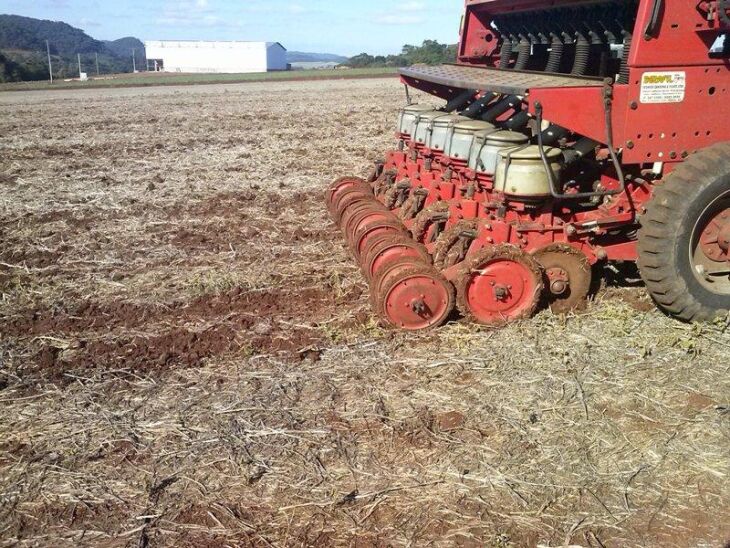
[0,79,728,548]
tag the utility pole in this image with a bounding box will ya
[77,53,82,76]
[46,40,53,83]
[95,52,100,75]
[132,48,136,72]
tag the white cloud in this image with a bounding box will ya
[373,1,427,26]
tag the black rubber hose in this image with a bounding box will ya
[443,89,477,112]
[571,33,590,75]
[514,37,531,70]
[480,95,521,123]
[618,32,632,84]
[503,110,531,131]
[539,124,570,146]
[461,93,498,118]
[545,34,564,72]
[562,137,599,165]
[499,38,513,69]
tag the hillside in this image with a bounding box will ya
[102,37,144,58]
[0,14,104,55]
[286,51,348,64]
[0,14,145,82]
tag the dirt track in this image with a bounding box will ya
[1,80,729,547]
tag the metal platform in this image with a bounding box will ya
[399,64,604,95]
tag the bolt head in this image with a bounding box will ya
[550,280,568,295]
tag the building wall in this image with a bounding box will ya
[266,43,288,71]
[145,41,283,73]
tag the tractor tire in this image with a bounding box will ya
[637,142,730,322]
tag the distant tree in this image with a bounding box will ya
[346,40,457,69]
[347,53,376,68]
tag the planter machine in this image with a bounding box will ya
[327,0,730,330]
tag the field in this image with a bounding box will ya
[0,67,397,92]
[1,79,729,547]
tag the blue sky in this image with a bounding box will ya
[0,0,463,56]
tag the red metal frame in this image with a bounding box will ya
[456,0,730,162]
[329,0,730,328]
[390,0,730,264]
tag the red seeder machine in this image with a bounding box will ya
[327,0,730,330]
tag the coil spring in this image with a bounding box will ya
[571,34,590,76]
[499,39,513,69]
[545,36,564,73]
[514,38,531,70]
[618,33,632,84]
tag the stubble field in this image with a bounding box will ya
[1,78,729,547]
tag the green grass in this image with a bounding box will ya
[0,67,398,92]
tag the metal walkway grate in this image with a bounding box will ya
[399,64,604,95]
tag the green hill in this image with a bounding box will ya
[102,37,144,59]
[0,14,145,82]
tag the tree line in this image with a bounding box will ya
[347,40,457,68]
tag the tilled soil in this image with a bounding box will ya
[1,79,729,547]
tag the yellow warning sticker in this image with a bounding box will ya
[640,71,686,104]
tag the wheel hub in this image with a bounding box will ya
[699,208,730,262]
[410,297,427,314]
[546,267,570,296]
[718,221,730,253]
[691,198,730,295]
[493,283,510,301]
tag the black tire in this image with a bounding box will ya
[637,142,730,322]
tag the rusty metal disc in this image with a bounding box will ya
[532,244,592,314]
[362,234,432,281]
[352,218,408,259]
[375,263,455,331]
[333,187,377,224]
[340,200,389,235]
[411,201,451,244]
[455,244,543,325]
[345,208,396,244]
[326,176,367,214]
[432,220,480,271]
[369,256,424,309]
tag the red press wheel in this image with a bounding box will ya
[340,201,389,234]
[363,235,432,281]
[352,219,408,259]
[370,256,424,308]
[532,244,592,314]
[345,208,396,244]
[456,245,544,325]
[375,263,455,331]
[326,176,367,214]
[333,187,376,224]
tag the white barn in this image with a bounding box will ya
[144,41,287,74]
